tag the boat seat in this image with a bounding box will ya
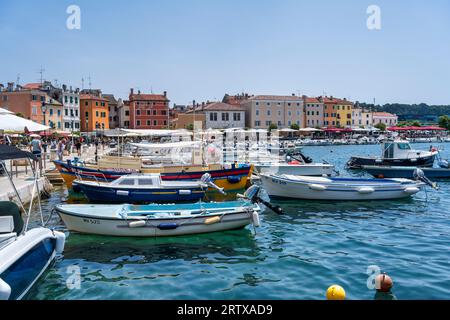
[0,201,24,234]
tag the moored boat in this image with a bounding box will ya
[346,140,438,169]
[55,200,261,237]
[54,159,252,191]
[362,165,450,179]
[260,173,425,201]
[72,173,211,203]
[0,146,65,300]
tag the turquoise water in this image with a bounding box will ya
[27,143,450,300]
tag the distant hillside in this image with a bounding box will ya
[358,103,450,116]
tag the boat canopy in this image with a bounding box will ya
[121,129,193,136]
[0,145,37,161]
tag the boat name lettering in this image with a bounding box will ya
[82,218,100,224]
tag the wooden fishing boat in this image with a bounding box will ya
[362,165,450,179]
[72,174,210,203]
[54,159,253,191]
[55,201,261,237]
[260,173,426,201]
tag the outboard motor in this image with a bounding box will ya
[200,173,226,195]
[237,185,284,215]
[413,168,439,190]
[438,159,449,169]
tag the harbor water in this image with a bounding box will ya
[27,143,450,299]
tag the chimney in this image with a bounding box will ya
[202,102,205,111]
[138,90,141,95]
[70,86,73,93]
[130,88,134,96]
[62,84,67,92]
[292,93,295,96]
[7,82,14,92]
[163,91,167,97]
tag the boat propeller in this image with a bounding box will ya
[413,168,439,190]
[200,173,226,195]
[237,185,284,215]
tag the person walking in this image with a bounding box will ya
[29,135,43,175]
[75,139,82,157]
[57,138,66,161]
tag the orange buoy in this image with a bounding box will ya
[376,273,393,292]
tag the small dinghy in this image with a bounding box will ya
[260,173,426,201]
[55,190,262,237]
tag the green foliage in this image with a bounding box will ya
[358,102,450,116]
[374,122,387,131]
[186,123,194,130]
[290,123,299,130]
[15,112,24,118]
[438,115,450,130]
[268,123,278,131]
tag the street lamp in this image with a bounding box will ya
[41,101,48,127]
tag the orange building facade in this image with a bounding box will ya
[79,94,109,132]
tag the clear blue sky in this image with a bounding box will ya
[1,0,449,105]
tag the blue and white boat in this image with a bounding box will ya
[0,145,65,300]
[260,173,426,201]
[362,162,450,180]
[55,200,261,237]
[72,173,214,203]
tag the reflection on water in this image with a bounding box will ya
[26,143,450,300]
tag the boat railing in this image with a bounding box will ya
[75,171,107,185]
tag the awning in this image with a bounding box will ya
[130,141,201,149]
[0,114,50,132]
[388,126,446,131]
[0,145,37,161]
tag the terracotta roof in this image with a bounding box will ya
[373,112,397,117]
[304,97,321,103]
[23,83,41,90]
[203,102,245,111]
[80,94,108,102]
[130,94,169,101]
[249,95,303,101]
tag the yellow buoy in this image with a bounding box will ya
[326,285,346,300]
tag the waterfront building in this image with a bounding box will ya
[103,94,120,129]
[304,96,324,128]
[202,102,245,129]
[241,95,304,129]
[61,85,80,132]
[372,112,398,126]
[335,98,353,128]
[361,111,374,127]
[118,100,130,129]
[323,96,338,128]
[129,89,170,129]
[0,82,47,125]
[44,94,64,130]
[79,94,109,132]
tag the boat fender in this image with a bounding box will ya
[0,278,11,300]
[204,216,221,225]
[357,187,375,194]
[227,176,241,184]
[129,220,146,228]
[116,190,129,196]
[252,211,260,227]
[54,231,66,254]
[308,184,327,191]
[157,222,178,230]
[178,189,192,195]
[404,187,420,194]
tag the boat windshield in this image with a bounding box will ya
[397,143,411,150]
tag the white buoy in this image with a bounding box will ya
[252,211,260,227]
[128,220,146,228]
[54,231,66,254]
[357,187,375,194]
[308,184,327,191]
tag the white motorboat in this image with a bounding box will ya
[260,173,426,201]
[0,145,65,300]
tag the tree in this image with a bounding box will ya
[290,123,299,130]
[186,123,194,130]
[374,122,386,131]
[15,112,24,118]
[411,120,421,127]
[438,115,450,130]
[268,123,278,131]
